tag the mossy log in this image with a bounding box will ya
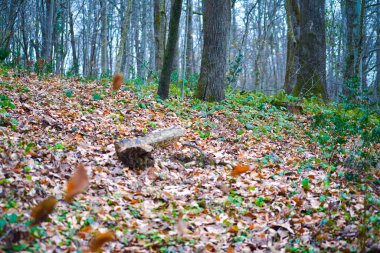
[115,127,185,169]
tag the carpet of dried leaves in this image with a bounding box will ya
[0,71,379,252]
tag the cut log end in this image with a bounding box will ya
[115,127,185,169]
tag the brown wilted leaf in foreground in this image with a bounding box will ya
[112,73,123,91]
[65,164,89,202]
[89,231,115,252]
[230,163,250,177]
[177,211,187,236]
[30,196,57,226]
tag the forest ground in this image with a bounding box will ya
[0,68,379,252]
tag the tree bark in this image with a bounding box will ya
[284,0,300,95]
[68,0,78,75]
[157,0,183,99]
[195,0,231,101]
[185,0,194,76]
[293,0,328,101]
[41,0,55,63]
[343,0,364,96]
[154,0,165,72]
[100,0,108,75]
[375,0,380,103]
[115,0,133,73]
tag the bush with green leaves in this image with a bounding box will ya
[308,79,379,172]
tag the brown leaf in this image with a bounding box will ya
[227,246,236,253]
[89,231,115,252]
[65,164,89,203]
[230,163,250,177]
[177,212,187,236]
[112,73,123,91]
[228,225,239,234]
[30,196,57,226]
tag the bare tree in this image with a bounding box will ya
[293,0,328,101]
[284,0,300,94]
[195,0,231,101]
[115,0,133,74]
[157,0,183,99]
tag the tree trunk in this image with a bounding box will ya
[284,0,300,95]
[185,0,194,76]
[343,0,364,96]
[157,0,183,99]
[115,0,133,73]
[375,0,380,103]
[293,0,328,101]
[140,0,147,79]
[154,0,165,72]
[100,0,108,75]
[42,0,55,63]
[68,0,78,75]
[195,0,231,101]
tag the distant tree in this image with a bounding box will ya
[375,0,380,102]
[195,0,231,101]
[293,0,328,101]
[41,0,55,63]
[157,0,183,99]
[343,0,365,95]
[284,0,300,94]
[115,0,133,74]
[68,0,79,75]
[100,0,108,75]
[154,0,166,72]
[185,0,194,76]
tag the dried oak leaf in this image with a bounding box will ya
[30,196,57,226]
[112,73,123,91]
[89,231,115,252]
[230,163,250,177]
[65,164,89,202]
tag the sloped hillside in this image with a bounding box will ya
[0,69,379,252]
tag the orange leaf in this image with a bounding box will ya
[89,231,115,252]
[228,225,239,234]
[230,163,250,177]
[30,196,57,226]
[177,212,187,236]
[65,164,89,202]
[227,246,235,253]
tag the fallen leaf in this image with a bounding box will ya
[177,212,187,236]
[89,231,115,252]
[228,225,239,233]
[227,246,235,253]
[30,196,57,226]
[230,163,250,177]
[65,164,89,202]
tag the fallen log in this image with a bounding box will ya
[115,127,186,169]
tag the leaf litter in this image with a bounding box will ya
[0,71,379,252]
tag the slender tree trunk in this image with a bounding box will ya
[284,0,300,94]
[293,0,328,101]
[68,0,78,75]
[42,0,54,63]
[157,0,183,99]
[133,0,142,77]
[195,0,231,101]
[140,0,147,78]
[375,0,380,103]
[343,0,363,95]
[185,0,194,76]
[154,0,165,71]
[100,0,108,75]
[89,1,98,77]
[115,0,133,73]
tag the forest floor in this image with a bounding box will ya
[0,68,379,252]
